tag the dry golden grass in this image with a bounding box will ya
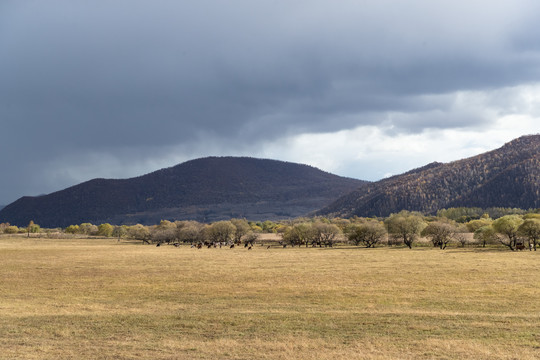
[1,236,539,359]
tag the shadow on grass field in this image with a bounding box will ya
[1,236,539,359]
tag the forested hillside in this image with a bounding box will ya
[319,135,540,217]
[2,136,538,227]
[0,157,367,227]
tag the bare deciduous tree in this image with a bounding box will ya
[176,221,205,244]
[128,224,151,244]
[421,220,459,250]
[311,222,342,247]
[473,225,498,247]
[492,215,524,251]
[231,218,251,244]
[347,220,386,248]
[282,223,312,247]
[112,225,128,241]
[206,221,236,244]
[384,211,426,249]
[518,218,540,251]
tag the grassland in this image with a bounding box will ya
[1,236,539,359]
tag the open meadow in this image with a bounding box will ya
[1,236,540,359]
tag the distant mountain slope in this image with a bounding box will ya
[319,135,540,218]
[0,157,367,227]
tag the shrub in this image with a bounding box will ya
[4,226,19,234]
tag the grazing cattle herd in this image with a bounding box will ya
[150,238,540,252]
[180,241,261,249]
[155,239,346,250]
[153,234,280,249]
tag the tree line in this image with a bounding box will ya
[1,208,539,251]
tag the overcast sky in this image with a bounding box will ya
[1,1,540,205]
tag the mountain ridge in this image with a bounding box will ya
[2,136,538,228]
[0,156,367,227]
[318,134,540,217]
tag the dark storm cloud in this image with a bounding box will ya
[2,0,540,204]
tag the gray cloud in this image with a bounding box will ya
[2,0,540,204]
